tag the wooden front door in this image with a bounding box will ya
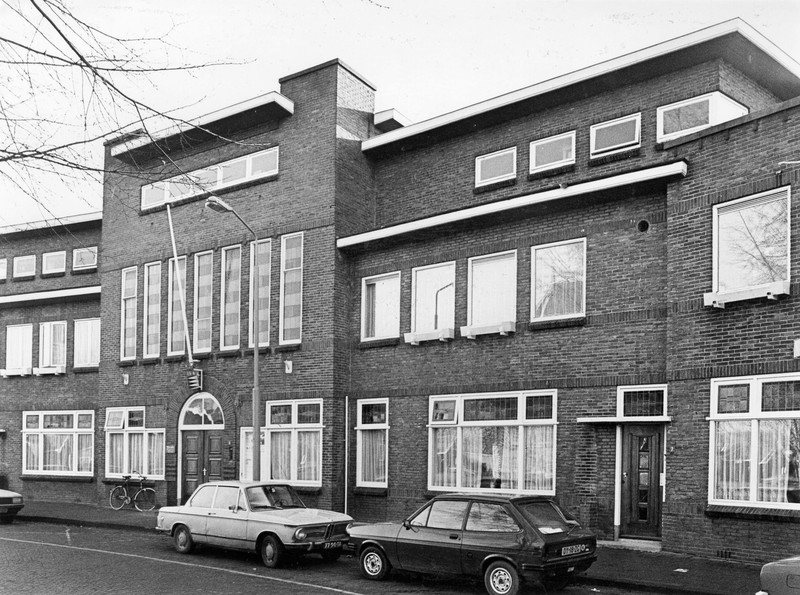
[621,425,663,539]
[181,430,224,503]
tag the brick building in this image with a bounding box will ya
[3,18,800,563]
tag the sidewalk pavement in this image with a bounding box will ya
[13,500,762,595]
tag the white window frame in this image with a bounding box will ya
[36,320,67,374]
[427,390,558,495]
[220,245,241,351]
[249,239,271,348]
[143,261,161,359]
[72,246,98,271]
[657,91,747,142]
[140,147,280,209]
[529,131,576,174]
[265,399,323,487]
[361,271,401,341]
[356,398,389,488]
[406,262,456,344]
[704,186,791,308]
[475,147,517,188]
[120,266,137,361]
[0,258,6,281]
[13,255,36,278]
[279,232,303,345]
[22,410,94,477]
[104,406,165,479]
[709,373,800,510]
[461,250,517,339]
[74,318,100,368]
[239,426,266,481]
[531,238,587,322]
[168,256,187,356]
[590,113,641,158]
[42,251,66,274]
[193,251,213,354]
[2,323,33,377]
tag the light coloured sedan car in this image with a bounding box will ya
[156,481,352,567]
[0,488,24,524]
[756,555,800,595]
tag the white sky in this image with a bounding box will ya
[3,0,800,226]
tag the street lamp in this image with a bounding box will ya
[205,196,262,481]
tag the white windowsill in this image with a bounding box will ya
[703,280,790,308]
[33,366,66,376]
[404,328,455,345]
[460,321,515,339]
[1,368,33,378]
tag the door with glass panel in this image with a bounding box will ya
[621,425,662,538]
[179,393,225,502]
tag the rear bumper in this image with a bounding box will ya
[521,554,597,580]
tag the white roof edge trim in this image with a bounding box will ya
[110,91,295,156]
[337,161,687,249]
[0,211,102,235]
[0,285,101,305]
[362,19,800,151]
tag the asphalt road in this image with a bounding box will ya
[0,521,661,595]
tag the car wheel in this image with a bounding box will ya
[173,525,194,554]
[321,549,341,562]
[484,560,519,595]
[359,545,390,580]
[260,535,285,568]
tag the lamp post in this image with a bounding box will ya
[205,196,261,481]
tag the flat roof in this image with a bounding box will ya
[362,19,800,153]
[0,211,102,236]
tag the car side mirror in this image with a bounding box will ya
[402,519,412,530]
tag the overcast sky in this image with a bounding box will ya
[3,0,800,226]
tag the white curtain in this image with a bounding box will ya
[148,433,165,476]
[270,432,291,480]
[78,434,93,473]
[524,426,554,491]
[25,434,39,471]
[7,325,32,369]
[222,248,240,348]
[534,242,584,319]
[360,429,386,483]
[462,426,518,489]
[431,428,457,487]
[281,235,303,342]
[75,319,100,367]
[758,419,800,503]
[43,434,72,471]
[470,254,515,327]
[169,258,186,353]
[129,433,144,474]
[297,431,320,482]
[714,421,750,500]
[108,433,124,474]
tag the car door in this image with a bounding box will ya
[205,486,249,549]
[460,501,525,577]
[182,484,215,543]
[395,499,468,575]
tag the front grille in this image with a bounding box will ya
[326,523,350,539]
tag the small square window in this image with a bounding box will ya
[361,272,400,341]
[42,251,66,274]
[590,113,641,158]
[431,399,457,424]
[13,255,36,278]
[73,247,98,270]
[475,147,516,187]
[530,132,575,173]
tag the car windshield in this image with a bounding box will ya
[246,485,305,510]
[516,500,573,535]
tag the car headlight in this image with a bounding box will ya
[294,528,307,541]
[346,522,353,534]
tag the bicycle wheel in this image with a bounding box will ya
[109,486,128,510]
[134,488,156,512]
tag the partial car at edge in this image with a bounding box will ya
[156,481,352,567]
[756,555,800,595]
[0,488,24,524]
[348,493,597,595]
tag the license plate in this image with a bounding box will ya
[561,544,586,556]
[323,541,342,549]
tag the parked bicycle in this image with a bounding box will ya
[109,472,156,512]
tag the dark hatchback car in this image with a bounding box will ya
[348,493,596,595]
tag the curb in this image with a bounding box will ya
[17,514,158,534]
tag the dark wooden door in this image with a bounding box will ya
[621,425,662,538]
[182,430,225,503]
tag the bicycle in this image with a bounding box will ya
[109,472,156,512]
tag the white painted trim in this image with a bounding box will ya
[577,415,672,424]
[0,285,101,305]
[110,92,295,155]
[362,19,800,152]
[0,211,101,235]
[338,161,688,248]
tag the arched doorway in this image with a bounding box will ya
[179,392,225,503]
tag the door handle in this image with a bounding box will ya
[449,533,459,540]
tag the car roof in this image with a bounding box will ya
[195,481,291,489]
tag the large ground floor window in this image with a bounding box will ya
[428,390,557,494]
[710,374,800,508]
[105,407,165,479]
[22,410,93,476]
